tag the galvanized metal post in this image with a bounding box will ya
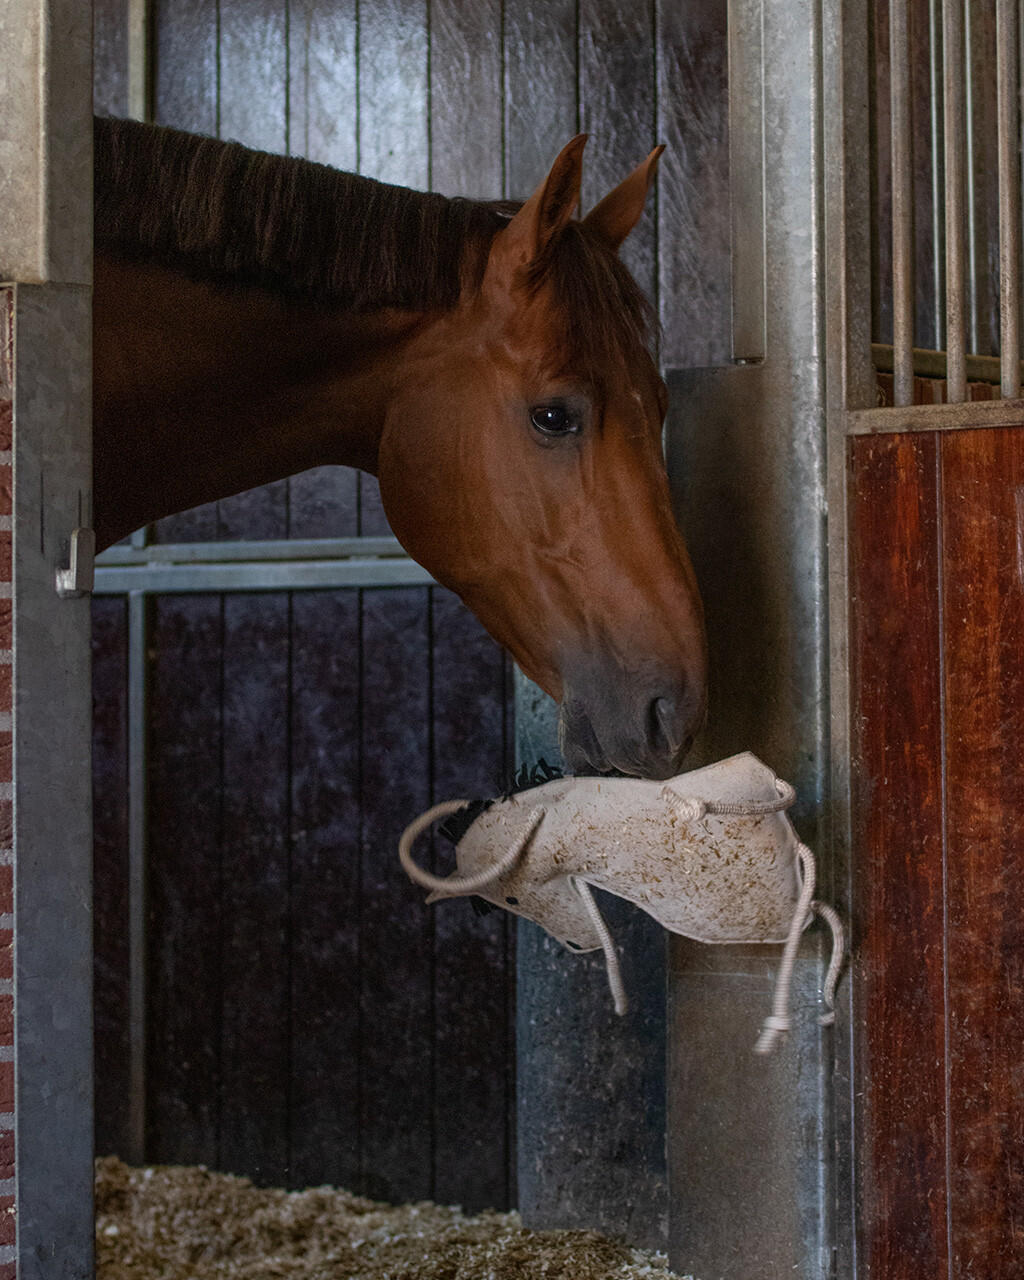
[0,0,95,1274]
[662,1,837,1274]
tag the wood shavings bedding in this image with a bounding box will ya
[96,1157,690,1280]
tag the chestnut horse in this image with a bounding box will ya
[93,118,706,779]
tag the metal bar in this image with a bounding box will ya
[96,535,410,567]
[126,591,148,1164]
[996,0,1022,399]
[94,556,436,594]
[871,341,1024,384]
[847,396,1024,435]
[943,0,968,402]
[930,0,946,351]
[728,0,766,362]
[890,0,915,405]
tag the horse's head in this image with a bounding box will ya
[378,138,707,780]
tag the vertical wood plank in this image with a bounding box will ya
[216,0,291,540]
[288,589,362,1189]
[358,587,432,1202]
[151,0,221,543]
[940,425,1024,1276]
[579,0,657,300]
[219,594,291,1182]
[429,588,514,1211]
[146,595,224,1165]
[92,596,131,1157]
[425,6,509,1208]
[504,0,577,198]
[93,0,130,118]
[849,432,950,1277]
[656,0,731,367]
[152,0,218,136]
[429,0,503,198]
[355,0,429,536]
[286,0,361,537]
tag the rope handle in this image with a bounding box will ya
[399,801,545,896]
[660,776,796,823]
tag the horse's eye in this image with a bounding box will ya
[530,404,579,437]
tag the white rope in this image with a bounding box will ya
[571,878,629,1016]
[399,801,545,895]
[810,900,845,1025]
[753,843,817,1055]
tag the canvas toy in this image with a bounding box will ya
[399,752,844,1054]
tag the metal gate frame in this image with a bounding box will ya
[93,533,432,1164]
[1,1,96,1274]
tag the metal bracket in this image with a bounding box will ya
[55,527,96,598]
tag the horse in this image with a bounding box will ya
[92,117,707,781]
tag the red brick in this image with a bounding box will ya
[0,534,10,583]
[0,1129,14,1181]
[0,934,10,983]
[0,1263,16,1280]
[0,404,9,453]
[0,1196,16,1245]
[0,805,9,851]
[0,1063,12,1113]
[0,868,11,919]
[0,998,12,1043]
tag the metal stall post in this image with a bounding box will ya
[663,0,837,1274]
[0,1,95,1275]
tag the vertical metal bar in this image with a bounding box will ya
[890,0,915,404]
[728,0,766,363]
[943,0,968,402]
[126,590,149,1164]
[127,0,151,122]
[930,0,946,351]
[996,0,1022,399]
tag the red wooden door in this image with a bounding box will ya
[849,403,1024,1275]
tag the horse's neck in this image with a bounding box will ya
[92,254,422,548]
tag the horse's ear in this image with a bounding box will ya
[582,145,665,251]
[490,135,587,277]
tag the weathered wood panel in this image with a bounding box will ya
[219,593,292,1182]
[850,417,1024,1276]
[288,589,362,1190]
[92,596,131,1158]
[146,595,224,1164]
[849,432,949,1277]
[940,426,1024,1274]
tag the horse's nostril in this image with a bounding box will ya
[649,694,693,761]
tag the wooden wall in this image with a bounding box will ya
[849,409,1024,1275]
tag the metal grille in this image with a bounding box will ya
[880,0,1022,403]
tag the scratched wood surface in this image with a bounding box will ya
[850,409,1024,1276]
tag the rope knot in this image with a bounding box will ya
[661,788,707,823]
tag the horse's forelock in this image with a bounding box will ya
[524,222,658,390]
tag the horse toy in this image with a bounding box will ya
[400,753,844,1054]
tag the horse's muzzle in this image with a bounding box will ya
[558,674,706,780]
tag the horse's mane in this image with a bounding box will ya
[94,116,655,382]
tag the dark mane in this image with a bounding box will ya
[94,116,656,381]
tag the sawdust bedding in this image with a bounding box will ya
[97,1157,692,1280]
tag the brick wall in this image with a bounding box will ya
[0,287,15,1276]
